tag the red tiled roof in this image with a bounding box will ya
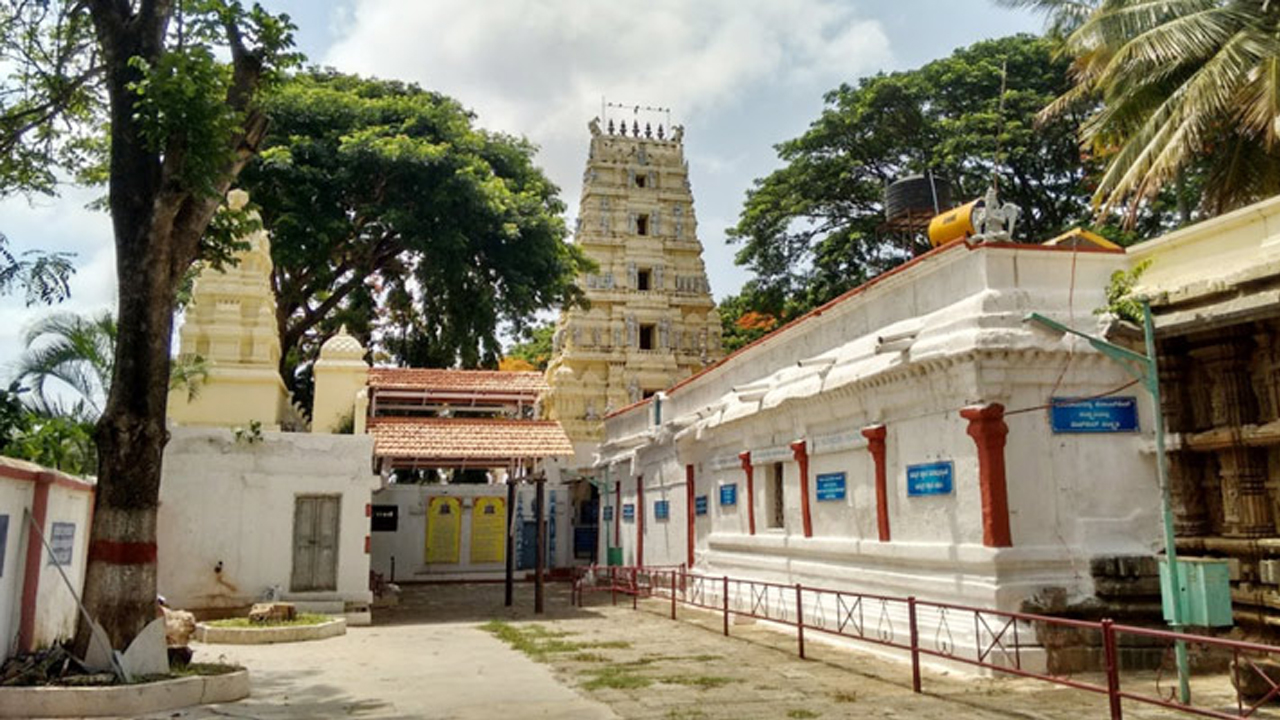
[369,417,574,462]
[368,368,547,395]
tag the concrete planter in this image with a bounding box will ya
[195,617,346,644]
[0,668,248,718]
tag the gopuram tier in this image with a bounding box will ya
[544,116,723,462]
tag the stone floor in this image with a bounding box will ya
[79,582,1278,719]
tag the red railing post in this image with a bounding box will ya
[671,571,677,620]
[611,566,617,606]
[723,576,730,636]
[908,596,922,693]
[796,583,806,659]
[1102,619,1124,720]
[632,568,638,610]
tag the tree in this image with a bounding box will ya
[236,70,588,391]
[728,35,1096,321]
[1,0,298,652]
[0,233,75,305]
[1009,0,1280,219]
[504,322,556,371]
[15,310,208,421]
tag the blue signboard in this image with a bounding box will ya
[719,484,737,506]
[654,500,670,520]
[622,503,636,522]
[907,461,954,497]
[1051,396,1139,434]
[695,495,708,516]
[602,506,614,522]
[816,472,847,501]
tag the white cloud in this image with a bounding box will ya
[326,0,892,299]
[0,185,116,387]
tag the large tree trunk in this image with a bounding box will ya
[78,231,177,651]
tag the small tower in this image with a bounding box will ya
[544,114,723,462]
[312,326,370,433]
[167,189,290,429]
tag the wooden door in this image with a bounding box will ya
[292,495,340,592]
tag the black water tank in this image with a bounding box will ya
[885,174,952,220]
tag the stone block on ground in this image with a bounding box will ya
[249,602,296,624]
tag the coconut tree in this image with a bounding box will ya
[1006,0,1280,220]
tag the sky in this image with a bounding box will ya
[0,1,1041,386]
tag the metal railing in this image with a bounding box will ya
[571,566,1280,719]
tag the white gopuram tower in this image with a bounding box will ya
[167,189,290,429]
[544,114,723,463]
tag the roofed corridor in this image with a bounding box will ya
[120,583,1235,719]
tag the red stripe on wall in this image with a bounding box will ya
[685,464,696,568]
[961,403,1012,548]
[790,441,812,538]
[88,539,158,565]
[862,425,890,542]
[17,474,52,652]
[739,452,755,535]
[636,476,645,568]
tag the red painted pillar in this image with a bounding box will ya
[790,441,813,538]
[685,464,696,568]
[614,480,621,551]
[862,425,890,542]
[19,473,53,653]
[960,403,1012,548]
[738,452,755,535]
[636,476,645,568]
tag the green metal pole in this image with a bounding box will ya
[1144,300,1191,704]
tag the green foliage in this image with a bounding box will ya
[1097,258,1151,325]
[238,70,589,387]
[15,310,209,420]
[233,420,264,445]
[0,384,96,475]
[1019,0,1280,220]
[506,323,556,371]
[207,612,331,628]
[16,311,116,420]
[0,233,74,306]
[717,292,781,353]
[728,35,1098,324]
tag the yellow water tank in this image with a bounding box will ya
[927,199,982,247]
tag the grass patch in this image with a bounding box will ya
[571,653,610,663]
[206,613,332,628]
[787,710,820,719]
[658,674,735,689]
[581,665,652,690]
[132,663,242,685]
[830,690,858,703]
[480,621,629,662]
[619,653,723,668]
[665,709,708,720]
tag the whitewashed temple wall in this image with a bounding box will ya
[157,427,378,612]
[371,481,573,581]
[599,242,1162,616]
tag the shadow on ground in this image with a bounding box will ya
[373,581,607,626]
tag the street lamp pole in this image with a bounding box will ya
[1024,301,1191,704]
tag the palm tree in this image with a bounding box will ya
[14,310,208,421]
[1005,0,1280,221]
[16,311,115,420]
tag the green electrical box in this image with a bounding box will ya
[607,547,623,567]
[1159,557,1234,627]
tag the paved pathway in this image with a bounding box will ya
[132,619,616,719]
